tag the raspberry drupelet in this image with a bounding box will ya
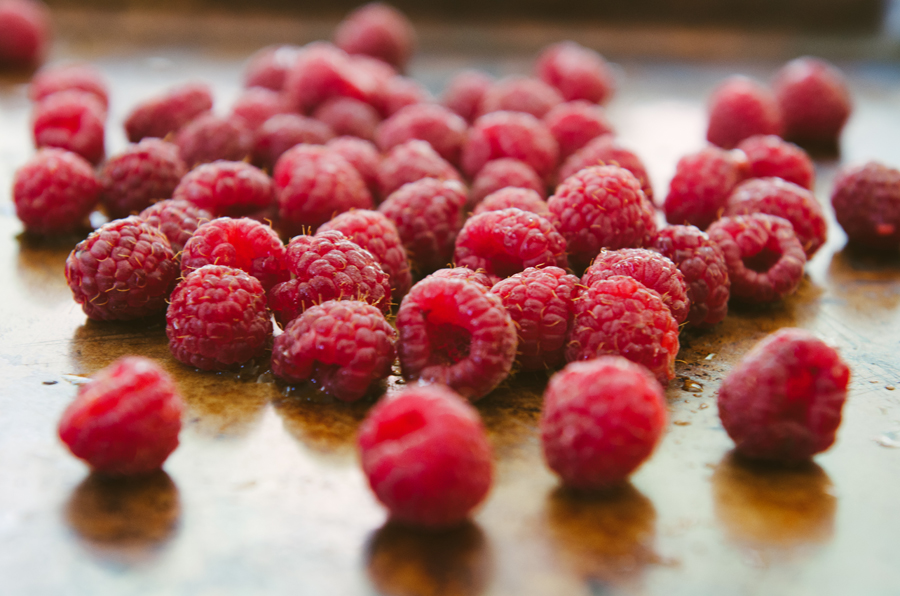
[326,136,381,198]
[99,139,187,219]
[472,187,550,217]
[174,113,253,166]
[544,100,615,160]
[283,42,378,114]
[243,44,300,91]
[773,57,852,147]
[427,266,494,288]
[830,161,900,251]
[334,2,416,70]
[477,75,564,120]
[0,0,50,68]
[469,158,546,206]
[375,103,468,166]
[32,90,106,165]
[377,139,463,199]
[29,63,109,108]
[138,198,212,254]
[230,87,293,130]
[706,75,783,149]
[462,111,559,182]
[442,70,494,123]
[557,135,653,200]
[736,134,815,190]
[172,160,274,218]
[124,82,213,143]
[663,145,748,230]
[252,114,335,171]
[312,96,382,142]
[535,41,616,105]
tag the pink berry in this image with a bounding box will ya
[441,70,494,123]
[469,158,546,206]
[543,100,614,160]
[535,41,616,104]
[283,42,378,113]
[557,135,653,200]
[472,187,550,217]
[174,113,253,166]
[462,111,559,181]
[243,45,300,91]
[477,75,564,119]
[334,2,416,70]
[99,138,187,219]
[138,198,212,254]
[736,134,815,190]
[377,139,462,199]
[0,0,49,68]
[313,96,382,142]
[830,161,900,251]
[326,136,381,198]
[124,82,213,143]
[773,57,851,146]
[377,75,432,117]
[376,103,467,166]
[230,87,293,130]
[173,160,274,218]
[427,266,493,288]
[706,76,782,149]
[663,146,748,230]
[32,90,106,165]
[29,63,108,108]
[252,113,335,171]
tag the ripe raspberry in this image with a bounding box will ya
[29,63,109,108]
[663,146,748,230]
[736,134,815,190]
[243,45,300,91]
[274,144,374,237]
[718,328,849,463]
[230,87,293,130]
[830,161,900,251]
[477,75,564,120]
[654,225,730,328]
[441,70,494,123]
[313,96,381,142]
[283,42,378,113]
[174,113,253,166]
[377,139,463,199]
[272,300,397,401]
[558,135,653,200]
[166,265,272,371]
[535,41,616,104]
[469,158,546,206]
[472,187,550,217]
[99,139,187,219]
[57,356,184,476]
[583,248,690,325]
[773,57,851,146]
[378,178,468,273]
[377,75,432,117]
[326,136,381,198]
[13,148,100,235]
[358,384,493,528]
[32,90,106,165]
[181,217,288,291]
[376,103,467,166]
[548,165,657,268]
[462,111,559,181]
[138,198,212,254]
[540,356,666,490]
[427,266,493,288]
[124,82,213,143]
[566,275,679,385]
[396,275,517,400]
[0,0,49,68]
[490,266,579,371]
[706,76,783,149]
[334,2,416,70]
[252,113,335,171]
[706,214,806,303]
[268,230,392,327]
[725,177,827,258]
[543,100,614,160]
[172,160,274,218]
[65,217,179,321]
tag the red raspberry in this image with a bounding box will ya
[375,103,467,166]
[230,87,293,130]
[830,161,900,251]
[490,266,579,371]
[535,41,616,104]
[174,113,253,166]
[32,90,106,165]
[377,75,432,117]
[469,158,546,206]
[725,177,827,258]
[566,275,679,385]
[736,134,814,190]
[706,76,783,149]
[172,160,274,218]
[13,148,100,235]
[773,57,851,147]
[663,146,748,230]
[0,0,49,68]
[707,214,806,303]
[313,96,381,142]
[540,356,666,490]
[283,42,378,113]
[138,198,212,254]
[274,144,374,237]
[472,187,550,217]
[718,328,849,463]
[243,45,300,91]
[268,230,392,327]
[29,63,109,108]
[252,113,335,171]
[326,136,381,198]
[653,225,730,328]
[357,384,493,528]
[543,100,614,160]
[378,177,468,273]
[124,82,213,143]
[181,217,288,291]
[99,138,187,219]
[441,70,494,123]
[334,2,416,70]
[377,139,462,199]
[462,111,559,182]
[558,135,653,200]
[272,300,397,401]
[57,356,184,475]
[583,248,690,325]
[427,266,493,288]
[65,217,179,321]
[166,264,272,371]
[477,75,564,120]
[548,165,657,268]
[396,275,517,400]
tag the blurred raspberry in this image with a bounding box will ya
[230,87,293,130]
[124,82,213,143]
[558,135,652,200]
[326,136,381,198]
[831,161,900,251]
[442,69,494,123]
[469,158,546,206]
[774,57,851,147]
[462,111,559,181]
[736,134,815,190]
[377,139,462,198]
[283,42,378,113]
[243,44,300,91]
[544,100,614,160]
[535,41,616,104]
[334,2,416,70]
[29,63,108,108]
[377,75,432,117]
[175,113,253,166]
[313,96,381,142]
[477,75,564,119]
[663,146,748,230]
[706,76,782,149]
[99,138,187,219]
[0,0,49,68]
[472,187,550,217]
[32,90,106,164]
[252,113,335,171]
[376,103,467,165]
[173,160,274,218]
[138,198,212,254]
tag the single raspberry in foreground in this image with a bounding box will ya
[706,75,782,149]
[535,41,616,104]
[830,161,900,251]
[124,82,213,143]
[736,134,815,190]
[773,57,852,147]
[173,160,274,218]
[138,198,212,254]
[99,138,187,219]
[663,146,748,230]
[32,90,106,165]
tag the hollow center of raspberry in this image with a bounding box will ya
[426,321,472,366]
[742,238,783,273]
[373,409,427,443]
[487,253,524,279]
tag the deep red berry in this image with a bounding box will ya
[477,75,564,120]
[124,82,213,143]
[313,96,382,142]
[736,134,815,190]
[718,328,849,463]
[230,87,293,130]
[557,135,653,200]
[174,113,253,166]
[535,41,616,104]
[29,63,108,108]
[0,0,49,68]
[462,111,559,181]
[469,158,546,206]
[326,136,381,198]
[377,75,432,117]
[377,140,462,199]
[706,76,782,149]
[138,198,212,254]
[334,2,416,70]
[544,100,614,160]
[773,57,851,146]
[173,160,274,218]
[427,266,493,288]
[58,356,184,476]
[830,161,900,251]
[99,139,187,219]
[32,90,106,164]
[252,113,335,171]
[472,187,550,217]
[243,44,300,91]
[441,70,494,123]
[376,103,468,166]
[283,42,378,113]
[663,146,748,230]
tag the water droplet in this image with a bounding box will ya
[681,378,704,392]
[876,431,900,448]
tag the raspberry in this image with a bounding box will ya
[318,209,412,299]
[166,264,272,371]
[462,111,559,181]
[830,161,900,251]
[427,266,493,288]
[558,135,653,200]
[663,146,748,230]
[566,275,679,385]
[535,41,616,104]
[357,384,493,528]
[172,160,274,218]
[376,103,467,166]
[540,356,666,490]
[396,275,517,400]
[736,134,814,190]
[706,214,806,303]
[57,356,183,475]
[99,138,187,219]
[65,217,179,321]
[472,187,550,217]
[326,136,381,198]
[138,198,212,254]
[725,177,827,258]
[773,57,851,147]
[174,113,253,166]
[181,217,288,291]
[0,0,49,68]
[377,75,431,117]
[252,113,335,171]
[272,300,397,401]
[378,178,468,273]
[377,139,463,199]
[32,90,106,165]
[230,87,293,130]
[243,45,300,91]
[543,100,614,160]
[268,230,392,327]
[468,158,546,206]
[548,165,657,268]
[13,148,100,235]
[653,225,730,328]
[583,248,690,325]
[312,96,381,142]
[490,266,579,371]
[334,2,416,70]
[274,144,374,236]
[124,82,213,143]
[29,63,109,108]
[717,328,850,463]
[283,42,378,113]
[477,75,564,120]
[441,70,494,123]
[706,76,783,149]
